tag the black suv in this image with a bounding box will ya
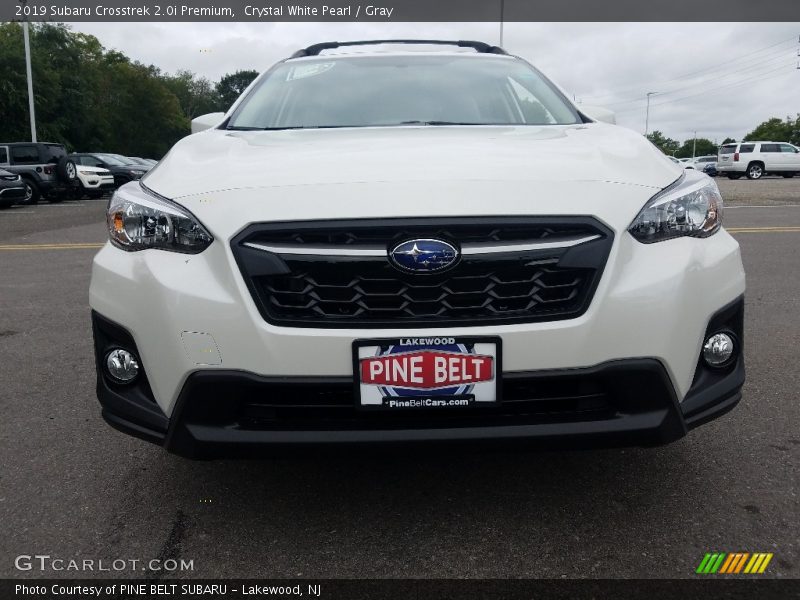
[0,142,79,203]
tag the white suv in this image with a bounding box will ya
[89,40,745,458]
[75,164,115,199]
[717,141,800,179]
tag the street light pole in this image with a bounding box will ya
[644,91,658,137]
[21,2,37,142]
[692,131,697,159]
[499,0,505,47]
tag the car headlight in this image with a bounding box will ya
[628,170,723,243]
[129,169,146,176]
[107,183,213,253]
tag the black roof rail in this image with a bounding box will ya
[290,39,507,58]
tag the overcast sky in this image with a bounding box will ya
[70,21,800,144]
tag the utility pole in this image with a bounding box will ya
[499,0,505,47]
[644,92,658,137]
[21,0,37,142]
[692,131,697,159]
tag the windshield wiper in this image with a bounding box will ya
[229,123,493,131]
[397,120,488,126]
[230,125,371,131]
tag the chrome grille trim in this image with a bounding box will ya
[243,234,601,257]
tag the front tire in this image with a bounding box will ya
[22,180,41,204]
[746,163,764,180]
[727,174,743,180]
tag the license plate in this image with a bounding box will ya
[353,336,501,410]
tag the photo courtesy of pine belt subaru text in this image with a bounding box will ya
[89,39,746,458]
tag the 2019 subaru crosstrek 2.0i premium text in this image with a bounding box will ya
[90,40,745,458]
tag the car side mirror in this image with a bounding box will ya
[579,105,616,125]
[192,112,226,134]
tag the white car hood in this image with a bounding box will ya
[146,123,679,199]
[141,124,683,238]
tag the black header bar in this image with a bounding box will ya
[4,0,800,23]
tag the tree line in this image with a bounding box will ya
[2,23,797,161]
[0,23,258,158]
[647,115,800,158]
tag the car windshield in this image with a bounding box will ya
[227,55,582,130]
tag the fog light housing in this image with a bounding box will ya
[702,332,735,368]
[105,348,140,383]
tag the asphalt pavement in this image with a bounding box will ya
[1,182,798,579]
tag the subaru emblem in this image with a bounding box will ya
[389,239,460,273]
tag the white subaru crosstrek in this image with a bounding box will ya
[89,40,745,458]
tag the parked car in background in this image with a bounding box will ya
[71,153,149,188]
[717,141,800,179]
[126,157,157,167]
[75,164,116,199]
[0,168,26,208]
[104,153,153,170]
[0,142,78,203]
[702,163,718,177]
[689,155,717,172]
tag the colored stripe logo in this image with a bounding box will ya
[696,552,773,574]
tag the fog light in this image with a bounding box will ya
[106,348,140,383]
[703,332,735,368]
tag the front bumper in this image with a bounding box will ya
[90,227,745,408]
[92,296,745,458]
[80,177,115,190]
[0,185,26,203]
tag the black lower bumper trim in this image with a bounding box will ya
[157,359,692,459]
[93,297,745,459]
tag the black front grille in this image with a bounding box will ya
[232,218,613,328]
[175,361,676,434]
[180,372,618,432]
